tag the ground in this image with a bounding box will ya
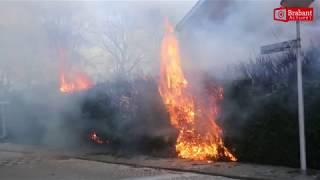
[0,146,235,180]
[0,143,319,180]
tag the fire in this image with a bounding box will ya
[60,71,92,93]
[158,19,236,161]
[89,130,109,144]
[58,48,92,93]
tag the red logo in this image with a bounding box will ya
[274,7,313,22]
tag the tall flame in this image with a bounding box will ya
[158,19,236,161]
[59,71,92,93]
[58,48,92,93]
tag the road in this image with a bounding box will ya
[0,149,236,180]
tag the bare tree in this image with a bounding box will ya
[87,7,162,80]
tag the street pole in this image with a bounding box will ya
[296,21,307,171]
[0,102,7,139]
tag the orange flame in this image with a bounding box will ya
[58,48,92,93]
[89,130,109,144]
[158,19,236,161]
[60,71,92,93]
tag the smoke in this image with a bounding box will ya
[174,0,319,151]
[0,1,196,149]
[0,0,318,153]
[178,0,319,79]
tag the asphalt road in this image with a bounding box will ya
[0,150,236,180]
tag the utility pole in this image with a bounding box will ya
[278,0,313,171]
[296,21,306,171]
[0,101,8,139]
[262,0,314,171]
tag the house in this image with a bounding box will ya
[176,0,234,32]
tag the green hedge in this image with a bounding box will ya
[222,47,320,169]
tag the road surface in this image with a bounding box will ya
[0,150,236,180]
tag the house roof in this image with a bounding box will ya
[175,0,315,32]
[175,0,233,32]
[175,0,205,32]
[280,0,314,7]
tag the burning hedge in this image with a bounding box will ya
[81,78,177,156]
[158,20,236,161]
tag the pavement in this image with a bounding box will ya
[80,154,320,180]
[0,143,319,180]
[0,143,236,180]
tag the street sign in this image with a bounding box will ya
[261,39,300,54]
[277,0,315,171]
[281,0,314,7]
[261,0,314,173]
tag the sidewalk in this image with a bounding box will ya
[0,143,319,180]
[0,143,237,180]
[80,154,320,180]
